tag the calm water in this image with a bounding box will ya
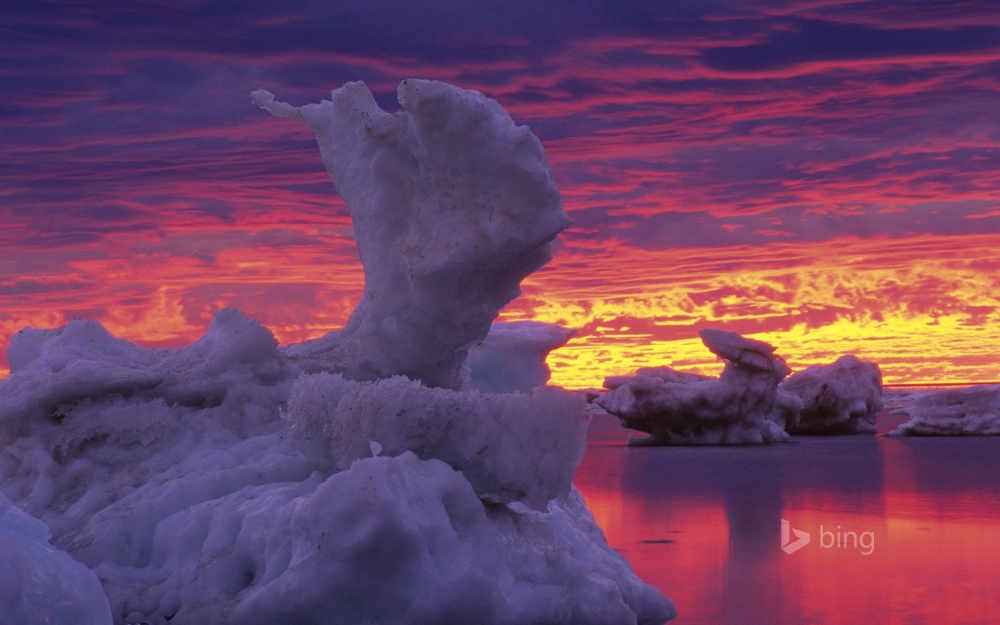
[575,414,1000,625]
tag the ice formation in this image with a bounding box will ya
[0,308,294,442]
[285,372,588,510]
[887,385,1000,435]
[596,329,790,445]
[465,321,574,393]
[0,79,675,625]
[772,355,883,434]
[252,80,569,390]
[0,492,112,625]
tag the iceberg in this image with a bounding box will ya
[252,80,569,391]
[887,385,1000,435]
[465,321,574,393]
[596,329,790,445]
[0,80,675,624]
[773,355,883,434]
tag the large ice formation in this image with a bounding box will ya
[772,355,883,434]
[0,80,675,625]
[252,80,569,390]
[596,329,790,445]
[285,372,588,511]
[0,492,112,625]
[887,385,1000,435]
[465,321,574,393]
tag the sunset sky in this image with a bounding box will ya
[2,0,999,387]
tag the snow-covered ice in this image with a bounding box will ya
[596,329,790,445]
[886,385,1000,435]
[0,317,672,625]
[465,321,574,393]
[252,80,569,390]
[773,355,883,434]
[0,79,675,625]
[0,307,295,442]
[0,492,112,625]
[285,372,588,511]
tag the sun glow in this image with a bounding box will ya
[1,231,997,387]
[502,232,1000,388]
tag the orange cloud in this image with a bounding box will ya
[500,232,1000,388]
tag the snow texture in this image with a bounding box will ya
[465,321,574,393]
[0,314,673,624]
[0,308,294,444]
[0,80,674,625]
[887,385,1000,435]
[252,80,570,390]
[774,355,883,434]
[285,372,588,511]
[0,492,113,625]
[596,329,790,445]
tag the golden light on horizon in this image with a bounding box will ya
[502,232,1000,389]
[1,232,997,388]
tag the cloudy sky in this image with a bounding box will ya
[2,0,999,386]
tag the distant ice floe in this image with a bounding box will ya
[886,385,1000,435]
[596,329,791,445]
[773,355,884,434]
[0,80,675,625]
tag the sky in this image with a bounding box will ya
[2,0,999,387]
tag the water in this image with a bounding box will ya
[575,414,1000,625]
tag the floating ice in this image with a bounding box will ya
[0,79,674,624]
[887,385,1000,435]
[465,321,574,393]
[0,318,672,624]
[772,355,883,434]
[596,329,790,445]
[0,492,112,625]
[253,80,570,390]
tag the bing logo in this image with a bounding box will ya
[780,520,876,555]
[780,519,810,554]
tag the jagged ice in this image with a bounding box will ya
[0,80,675,625]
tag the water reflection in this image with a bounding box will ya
[575,415,1000,625]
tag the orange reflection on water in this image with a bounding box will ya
[573,419,1000,624]
[576,448,730,624]
[778,500,1000,624]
